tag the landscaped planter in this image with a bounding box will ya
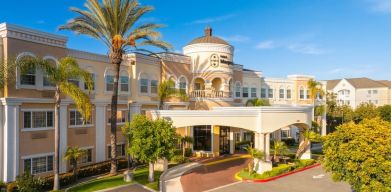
[235,159,319,183]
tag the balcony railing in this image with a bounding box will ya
[190,90,232,98]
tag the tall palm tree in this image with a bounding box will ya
[245,98,270,106]
[64,146,86,180]
[18,57,93,190]
[295,129,321,159]
[307,79,325,133]
[60,0,171,175]
[0,57,17,90]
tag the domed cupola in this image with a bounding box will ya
[187,27,230,46]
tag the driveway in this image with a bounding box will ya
[207,165,351,192]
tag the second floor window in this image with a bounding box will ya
[261,88,267,98]
[279,89,285,99]
[43,73,55,87]
[235,83,241,98]
[140,79,148,93]
[70,110,91,126]
[268,89,273,98]
[68,78,80,87]
[21,67,36,85]
[251,88,257,98]
[120,76,129,92]
[286,89,292,99]
[24,111,54,129]
[242,87,249,98]
[106,75,114,92]
[84,73,95,91]
[300,89,305,99]
[150,80,158,94]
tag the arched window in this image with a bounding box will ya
[139,73,149,94]
[299,86,305,99]
[105,70,114,92]
[17,53,36,86]
[120,71,129,92]
[235,82,241,98]
[150,76,158,94]
[43,58,57,87]
[279,86,285,99]
[83,67,95,91]
[286,87,292,99]
[179,76,187,94]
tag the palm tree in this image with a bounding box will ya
[272,141,288,163]
[0,57,17,90]
[295,130,321,159]
[246,98,270,106]
[64,146,86,180]
[245,146,264,175]
[179,136,193,158]
[60,0,171,175]
[18,57,93,190]
[158,79,187,110]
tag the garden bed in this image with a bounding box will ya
[236,159,319,182]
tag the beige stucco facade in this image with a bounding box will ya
[0,23,319,182]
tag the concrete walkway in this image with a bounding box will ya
[160,162,202,192]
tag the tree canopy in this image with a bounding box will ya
[378,105,391,122]
[323,118,391,191]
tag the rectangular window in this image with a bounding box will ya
[140,79,148,93]
[242,87,249,98]
[21,67,36,85]
[281,130,290,138]
[268,89,273,98]
[150,80,158,94]
[109,110,128,124]
[286,89,292,99]
[193,125,211,151]
[106,75,114,92]
[279,89,284,99]
[24,155,53,174]
[251,88,257,98]
[373,90,378,94]
[84,73,95,90]
[179,82,187,94]
[368,90,371,94]
[306,90,310,99]
[120,76,129,92]
[70,110,91,126]
[23,111,54,129]
[108,144,126,158]
[68,78,80,87]
[261,88,267,98]
[80,149,93,164]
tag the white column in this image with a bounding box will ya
[95,104,106,163]
[239,129,243,142]
[129,103,141,121]
[3,103,20,182]
[59,103,68,173]
[229,131,234,154]
[265,133,270,161]
[321,112,327,136]
[0,105,4,181]
[254,133,260,150]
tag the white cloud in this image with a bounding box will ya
[328,65,377,76]
[255,40,275,49]
[219,35,250,43]
[189,14,235,25]
[287,44,326,55]
[367,0,391,13]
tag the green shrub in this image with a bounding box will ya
[171,155,189,164]
[281,138,296,146]
[16,171,45,192]
[293,159,316,169]
[184,148,193,157]
[6,182,17,192]
[0,181,6,189]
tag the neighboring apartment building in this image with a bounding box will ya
[326,78,391,109]
[0,23,315,182]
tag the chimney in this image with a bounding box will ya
[204,26,212,36]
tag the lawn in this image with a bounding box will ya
[68,166,162,192]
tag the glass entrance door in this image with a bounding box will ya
[219,127,230,155]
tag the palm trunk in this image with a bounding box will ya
[53,87,61,191]
[73,161,78,180]
[109,52,122,175]
[148,162,154,183]
[182,143,185,158]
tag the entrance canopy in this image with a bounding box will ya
[150,105,313,133]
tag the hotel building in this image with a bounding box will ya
[0,23,315,181]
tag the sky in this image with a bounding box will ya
[1,0,391,80]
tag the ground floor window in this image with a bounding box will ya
[281,130,290,138]
[108,144,126,158]
[243,132,254,142]
[80,148,93,164]
[23,155,53,174]
[193,125,211,151]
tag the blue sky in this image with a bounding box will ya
[1,0,391,80]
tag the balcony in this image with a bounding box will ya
[190,90,232,98]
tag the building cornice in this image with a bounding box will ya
[183,43,234,55]
[68,49,110,63]
[0,23,67,48]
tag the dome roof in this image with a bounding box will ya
[187,27,230,46]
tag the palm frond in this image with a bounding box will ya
[59,81,93,122]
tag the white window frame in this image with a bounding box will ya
[22,109,54,131]
[250,88,257,98]
[242,87,249,98]
[235,82,241,98]
[69,109,93,128]
[150,79,158,95]
[22,153,54,175]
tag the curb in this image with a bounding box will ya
[236,163,321,183]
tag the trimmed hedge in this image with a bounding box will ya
[281,138,296,146]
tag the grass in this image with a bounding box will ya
[68,166,162,192]
[237,159,317,180]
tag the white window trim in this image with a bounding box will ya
[69,109,94,128]
[139,78,150,96]
[22,127,55,132]
[21,152,54,160]
[150,79,159,96]
[22,110,54,131]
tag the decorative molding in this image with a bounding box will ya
[68,49,110,63]
[157,52,191,64]
[0,23,67,48]
[183,43,234,55]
